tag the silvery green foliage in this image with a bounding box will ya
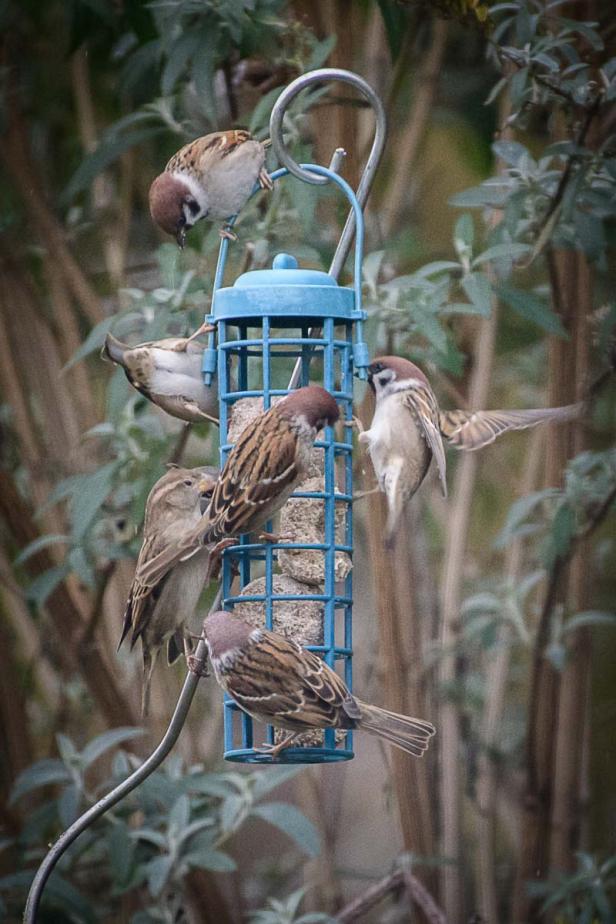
[0,732,319,922]
[249,886,335,924]
[456,2,616,264]
[526,851,616,924]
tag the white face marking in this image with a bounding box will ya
[373,371,426,402]
[170,171,209,226]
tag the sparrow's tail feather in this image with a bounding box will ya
[102,332,128,366]
[357,702,435,757]
[141,647,159,719]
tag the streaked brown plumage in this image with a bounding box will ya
[118,465,218,717]
[149,129,272,246]
[361,355,581,544]
[204,610,436,758]
[138,386,339,589]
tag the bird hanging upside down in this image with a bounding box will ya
[148,129,272,247]
[203,609,436,760]
[102,333,220,425]
[360,355,582,546]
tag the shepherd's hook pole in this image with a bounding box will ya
[23,587,222,923]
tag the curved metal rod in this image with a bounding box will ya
[269,68,386,280]
[23,583,222,923]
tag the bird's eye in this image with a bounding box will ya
[369,362,383,375]
[184,479,194,487]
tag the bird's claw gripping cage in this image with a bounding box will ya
[203,70,386,763]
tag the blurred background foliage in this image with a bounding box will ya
[0,0,615,922]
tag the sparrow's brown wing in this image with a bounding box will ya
[166,130,254,173]
[402,386,448,497]
[138,408,299,587]
[225,631,360,730]
[201,407,300,541]
[439,403,582,451]
[118,532,172,650]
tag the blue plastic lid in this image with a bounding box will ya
[233,253,339,289]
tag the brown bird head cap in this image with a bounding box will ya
[367,355,430,392]
[204,610,254,659]
[149,173,200,247]
[277,385,339,431]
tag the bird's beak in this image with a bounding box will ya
[176,225,187,249]
[366,369,375,393]
[198,478,215,513]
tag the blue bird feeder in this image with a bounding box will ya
[202,69,386,764]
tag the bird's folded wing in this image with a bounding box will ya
[403,387,448,497]
[118,533,170,649]
[203,412,300,541]
[167,130,254,173]
[439,403,582,451]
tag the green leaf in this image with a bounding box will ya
[146,855,174,897]
[161,32,201,95]
[108,821,136,888]
[461,273,492,317]
[492,140,529,166]
[564,611,616,633]
[496,283,568,337]
[80,727,145,770]
[168,794,191,835]
[63,315,117,371]
[62,126,165,203]
[184,848,237,872]
[454,214,474,258]
[13,534,70,567]
[249,86,285,135]
[70,461,120,541]
[58,784,82,827]
[307,34,337,70]
[252,765,303,799]
[414,261,461,278]
[251,802,320,857]
[26,564,71,607]
[450,181,510,208]
[471,243,531,267]
[10,759,70,805]
[494,488,559,549]
[547,502,576,564]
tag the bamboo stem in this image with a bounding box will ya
[439,308,499,923]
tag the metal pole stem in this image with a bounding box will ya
[23,586,221,923]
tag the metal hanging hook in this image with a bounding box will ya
[269,67,387,282]
[270,68,386,389]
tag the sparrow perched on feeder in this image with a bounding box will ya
[138,386,339,587]
[149,129,272,247]
[118,465,218,717]
[360,355,581,544]
[103,333,219,424]
[203,610,436,759]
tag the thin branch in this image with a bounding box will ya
[336,870,404,923]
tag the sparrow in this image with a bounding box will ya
[149,129,272,247]
[103,333,219,424]
[360,355,581,545]
[203,610,436,759]
[137,385,340,587]
[118,465,218,717]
